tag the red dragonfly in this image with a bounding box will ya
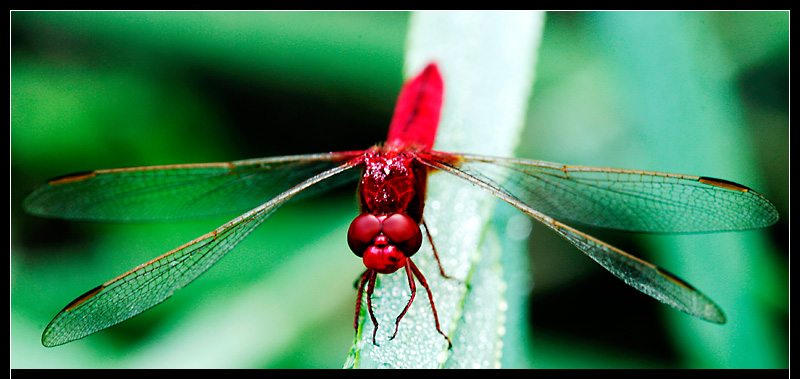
[25,63,779,348]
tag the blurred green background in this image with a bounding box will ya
[10,11,788,368]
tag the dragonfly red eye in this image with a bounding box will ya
[382,213,422,257]
[347,213,382,257]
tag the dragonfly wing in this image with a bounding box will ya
[24,151,364,222]
[421,152,778,233]
[552,221,725,323]
[418,154,726,323]
[41,158,363,347]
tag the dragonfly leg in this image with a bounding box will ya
[353,269,371,330]
[364,270,381,346]
[421,218,453,279]
[389,263,417,341]
[408,259,452,348]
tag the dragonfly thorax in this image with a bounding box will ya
[347,213,423,274]
[359,148,427,222]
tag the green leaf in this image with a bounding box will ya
[345,11,545,369]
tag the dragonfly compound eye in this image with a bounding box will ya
[347,213,382,257]
[381,213,423,257]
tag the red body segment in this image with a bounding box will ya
[358,149,428,223]
[386,63,443,151]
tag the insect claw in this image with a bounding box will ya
[389,323,400,341]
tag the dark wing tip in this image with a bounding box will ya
[61,284,106,313]
[41,284,105,347]
[47,170,97,185]
[697,176,752,192]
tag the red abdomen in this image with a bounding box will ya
[386,63,444,151]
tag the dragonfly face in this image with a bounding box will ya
[347,213,422,274]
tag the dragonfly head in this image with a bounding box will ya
[347,213,423,274]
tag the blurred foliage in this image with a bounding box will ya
[10,11,787,368]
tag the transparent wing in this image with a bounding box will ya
[422,152,778,233]
[24,151,364,222]
[40,158,362,347]
[418,153,735,323]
